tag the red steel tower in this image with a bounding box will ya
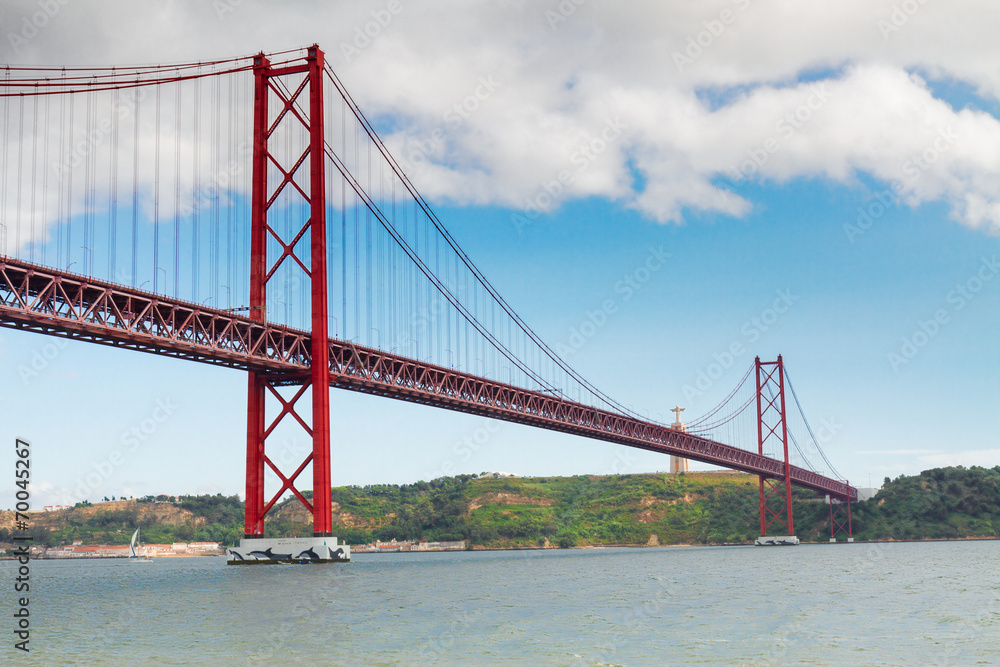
[755,355,795,542]
[244,45,332,539]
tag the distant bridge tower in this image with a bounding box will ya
[669,405,690,473]
[754,355,798,546]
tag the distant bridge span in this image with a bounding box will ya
[0,257,856,502]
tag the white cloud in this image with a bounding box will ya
[24,480,77,508]
[3,0,1000,234]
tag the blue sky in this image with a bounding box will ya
[1,1,998,510]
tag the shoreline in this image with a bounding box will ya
[0,553,226,561]
[4,536,997,560]
[350,534,1000,554]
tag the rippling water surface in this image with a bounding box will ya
[2,540,998,665]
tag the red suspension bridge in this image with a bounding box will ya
[0,46,855,557]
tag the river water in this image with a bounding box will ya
[2,540,997,665]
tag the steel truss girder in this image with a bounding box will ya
[327,345,856,501]
[0,259,856,503]
[0,258,310,371]
[0,259,857,500]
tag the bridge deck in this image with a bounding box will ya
[0,257,856,501]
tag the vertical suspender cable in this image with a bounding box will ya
[83,80,93,274]
[110,85,119,281]
[341,97,347,339]
[29,90,39,262]
[225,72,233,308]
[192,74,200,301]
[15,94,24,254]
[153,84,161,291]
[1,68,8,256]
[40,90,50,266]
[131,79,140,287]
[65,87,73,267]
[365,132,372,343]
[212,71,220,308]
[173,75,181,297]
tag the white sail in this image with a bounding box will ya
[129,528,139,558]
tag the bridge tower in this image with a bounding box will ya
[754,356,798,546]
[829,485,854,542]
[230,45,347,563]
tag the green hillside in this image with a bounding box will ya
[851,466,1000,540]
[0,494,244,549]
[4,466,999,552]
[273,471,768,547]
[268,466,1000,546]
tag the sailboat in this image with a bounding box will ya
[128,528,153,562]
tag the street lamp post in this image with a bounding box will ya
[80,245,93,275]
